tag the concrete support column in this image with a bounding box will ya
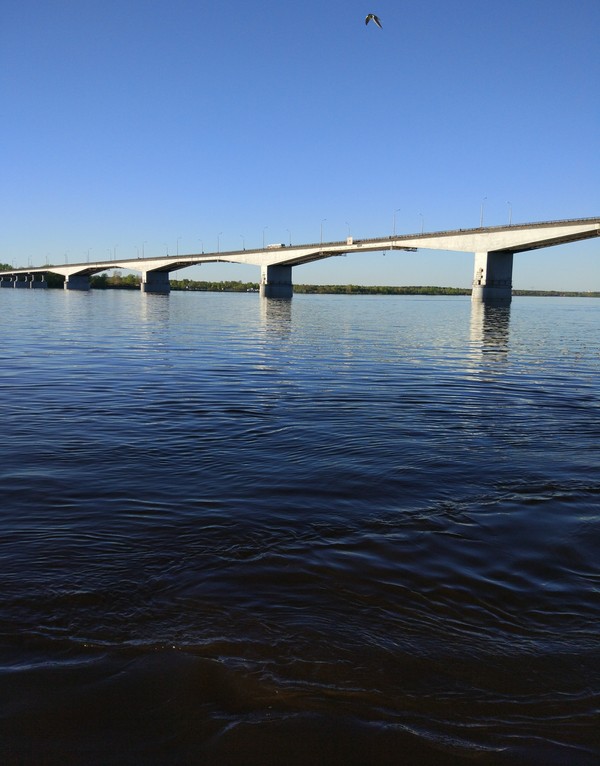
[260,265,293,299]
[0,277,13,288]
[64,274,90,291]
[14,275,28,288]
[141,270,170,294]
[471,250,513,305]
[30,275,47,288]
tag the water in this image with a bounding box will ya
[1,290,599,765]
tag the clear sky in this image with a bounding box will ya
[2,0,599,289]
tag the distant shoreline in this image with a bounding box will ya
[167,281,600,298]
[10,269,599,297]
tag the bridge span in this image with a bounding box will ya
[1,217,598,304]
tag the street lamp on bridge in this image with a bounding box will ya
[480,197,487,228]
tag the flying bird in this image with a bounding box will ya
[365,13,382,28]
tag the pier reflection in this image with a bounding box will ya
[259,296,292,337]
[139,291,171,324]
[469,301,511,363]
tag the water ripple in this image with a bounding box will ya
[1,292,599,764]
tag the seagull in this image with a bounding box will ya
[365,13,382,28]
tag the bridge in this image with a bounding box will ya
[1,217,598,304]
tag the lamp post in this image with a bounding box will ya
[320,218,326,246]
[507,201,512,226]
[217,232,222,253]
[199,239,204,254]
[177,236,181,256]
[164,242,169,255]
[240,235,245,250]
[393,208,401,236]
[262,226,268,248]
[419,213,424,234]
[480,197,487,228]
[142,241,147,258]
[286,228,291,246]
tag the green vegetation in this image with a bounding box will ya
[167,281,599,297]
[512,289,600,298]
[45,270,65,288]
[169,280,469,295]
[170,278,258,292]
[169,280,599,297]
[293,284,469,295]
[90,272,140,289]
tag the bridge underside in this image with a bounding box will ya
[1,274,47,289]
[64,274,90,290]
[61,269,172,293]
[260,251,517,303]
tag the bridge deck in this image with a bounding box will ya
[1,217,598,279]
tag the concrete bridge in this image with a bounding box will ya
[1,217,598,303]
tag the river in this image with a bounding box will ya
[1,289,599,765]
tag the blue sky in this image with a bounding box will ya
[1,0,599,289]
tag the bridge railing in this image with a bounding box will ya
[2,217,598,274]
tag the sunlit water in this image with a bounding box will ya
[1,289,599,765]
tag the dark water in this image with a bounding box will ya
[1,290,599,765]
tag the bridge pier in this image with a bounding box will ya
[141,270,170,294]
[64,274,90,291]
[30,275,47,288]
[472,250,513,305]
[260,265,293,299]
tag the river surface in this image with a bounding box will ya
[1,289,599,765]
